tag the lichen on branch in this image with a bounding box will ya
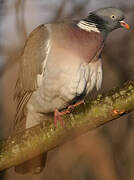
[0,80,134,171]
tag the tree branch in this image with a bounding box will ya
[0,80,134,171]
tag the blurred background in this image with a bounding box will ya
[0,0,134,179]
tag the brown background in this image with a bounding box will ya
[1,0,134,179]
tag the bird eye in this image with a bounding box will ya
[111,15,116,19]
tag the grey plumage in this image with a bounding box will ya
[14,7,128,174]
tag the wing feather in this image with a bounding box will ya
[96,58,102,91]
[14,24,50,131]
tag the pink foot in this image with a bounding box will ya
[54,100,85,127]
[68,100,85,110]
[54,109,70,127]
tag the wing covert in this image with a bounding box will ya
[14,24,50,131]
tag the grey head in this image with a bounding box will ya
[81,7,129,34]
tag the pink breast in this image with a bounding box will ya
[66,26,104,63]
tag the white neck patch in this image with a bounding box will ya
[77,20,100,33]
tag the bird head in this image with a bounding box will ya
[80,7,129,33]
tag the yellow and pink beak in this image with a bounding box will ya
[120,20,130,30]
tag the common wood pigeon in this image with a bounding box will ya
[14,7,129,174]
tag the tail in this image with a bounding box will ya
[15,153,47,174]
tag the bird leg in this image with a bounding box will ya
[67,100,85,110]
[54,109,70,127]
[54,100,85,127]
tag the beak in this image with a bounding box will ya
[120,20,130,30]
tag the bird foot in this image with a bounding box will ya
[54,109,70,127]
[67,100,85,110]
[54,100,85,127]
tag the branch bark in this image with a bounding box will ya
[0,80,134,171]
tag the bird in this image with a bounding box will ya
[14,7,129,174]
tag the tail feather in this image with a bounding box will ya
[15,153,47,174]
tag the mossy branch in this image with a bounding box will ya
[1,80,134,171]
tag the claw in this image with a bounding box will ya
[68,100,85,110]
[54,100,85,127]
[54,109,70,127]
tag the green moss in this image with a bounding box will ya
[104,96,113,105]
[120,90,126,95]
[128,84,133,90]
[112,93,120,99]
[1,80,134,171]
